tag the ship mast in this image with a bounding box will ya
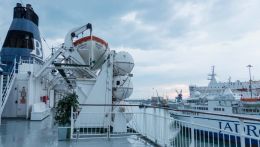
[208,66,217,87]
[247,64,253,98]
[208,66,216,80]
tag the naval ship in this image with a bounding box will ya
[189,66,260,99]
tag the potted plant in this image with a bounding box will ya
[55,92,79,140]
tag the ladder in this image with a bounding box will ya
[0,65,17,124]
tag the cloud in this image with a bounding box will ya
[2,0,260,99]
[120,11,156,33]
[171,2,209,26]
[121,11,140,24]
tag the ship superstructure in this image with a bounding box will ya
[0,3,135,134]
[1,3,43,72]
[0,3,49,121]
[189,66,260,99]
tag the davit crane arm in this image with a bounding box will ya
[64,23,92,49]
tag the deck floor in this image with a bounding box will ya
[0,115,150,147]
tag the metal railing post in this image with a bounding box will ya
[239,119,245,147]
[143,107,147,137]
[153,108,157,144]
[70,106,74,139]
[163,109,167,147]
[190,115,195,147]
[107,113,111,140]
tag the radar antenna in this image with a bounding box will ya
[156,89,159,97]
[175,89,183,102]
[208,66,216,81]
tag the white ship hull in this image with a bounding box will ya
[171,112,260,142]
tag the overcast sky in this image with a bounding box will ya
[1,0,260,99]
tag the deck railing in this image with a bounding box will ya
[70,104,260,147]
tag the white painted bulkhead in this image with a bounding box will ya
[2,61,50,119]
[75,55,113,127]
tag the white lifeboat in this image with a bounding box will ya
[74,36,109,70]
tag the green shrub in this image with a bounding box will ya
[55,93,79,126]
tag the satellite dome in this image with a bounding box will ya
[223,88,235,99]
[113,51,134,76]
[194,91,201,97]
[112,76,133,100]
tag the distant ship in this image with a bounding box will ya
[189,66,260,99]
[171,66,260,144]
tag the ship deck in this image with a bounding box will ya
[0,115,149,147]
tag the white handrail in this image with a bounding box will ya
[1,64,16,106]
[70,105,260,147]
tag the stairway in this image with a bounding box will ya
[2,75,7,94]
[0,66,16,124]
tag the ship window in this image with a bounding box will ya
[3,30,34,49]
[214,107,223,111]
[116,81,120,85]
